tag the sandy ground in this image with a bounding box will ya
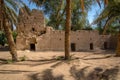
[0,50,120,80]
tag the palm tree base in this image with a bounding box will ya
[10,52,18,62]
[64,57,70,60]
[115,54,120,57]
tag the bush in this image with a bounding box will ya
[12,31,17,42]
[0,31,17,46]
[6,59,14,64]
[19,55,27,61]
[0,31,7,46]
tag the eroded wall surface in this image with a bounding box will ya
[16,9,117,51]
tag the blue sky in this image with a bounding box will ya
[88,4,102,24]
[23,0,103,24]
[23,0,38,9]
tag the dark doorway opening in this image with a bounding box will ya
[71,43,76,51]
[104,42,108,49]
[30,44,35,51]
[32,28,35,31]
[90,43,94,50]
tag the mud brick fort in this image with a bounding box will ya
[16,9,117,51]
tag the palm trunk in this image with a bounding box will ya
[3,18,18,61]
[116,32,120,57]
[65,0,71,60]
[0,0,3,30]
[1,0,18,61]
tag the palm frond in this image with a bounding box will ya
[80,0,85,12]
[96,0,101,8]
[92,0,120,34]
[103,16,120,34]
[28,0,45,7]
[4,5,18,26]
[5,0,18,11]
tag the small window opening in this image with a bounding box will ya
[32,28,35,31]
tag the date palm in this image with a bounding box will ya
[64,0,109,59]
[93,0,120,34]
[93,0,120,56]
[0,0,25,61]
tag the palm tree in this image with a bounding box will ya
[0,0,25,61]
[64,0,71,59]
[93,0,120,56]
[64,0,109,59]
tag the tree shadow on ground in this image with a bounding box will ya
[70,66,90,80]
[0,58,7,62]
[12,58,59,67]
[70,65,119,80]
[50,56,80,68]
[79,53,112,61]
[87,66,119,80]
[28,59,58,67]
[93,50,115,54]
[50,61,63,68]
[99,66,119,80]
[81,55,112,60]
[0,58,8,64]
[0,57,61,67]
[29,69,64,80]
[0,70,33,74]
[12,55,80,68]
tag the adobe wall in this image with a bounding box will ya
[49,29,65,51]
[36,27,52,51]
[35,27,104,51]
[70,30,100,51]
[16,9,117,51]
[108,35,118,49]
[35,27,117,51]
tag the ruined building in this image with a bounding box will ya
[16,9,117,51]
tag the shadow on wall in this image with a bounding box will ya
[29,69,64,80]
[70,66,119,80]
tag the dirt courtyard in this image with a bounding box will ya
[0,50,120,80]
